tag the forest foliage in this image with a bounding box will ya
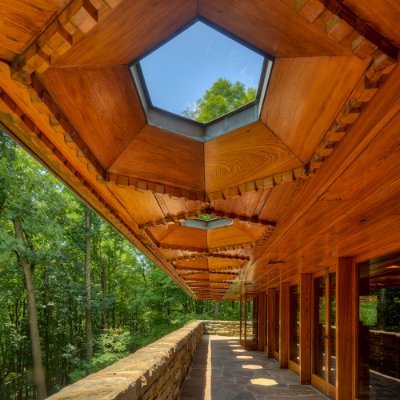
[182,78,256,122]
[0,131,239,399]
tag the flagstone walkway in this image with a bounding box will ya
[179,335,328,400]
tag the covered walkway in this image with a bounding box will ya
[179,336,327,400]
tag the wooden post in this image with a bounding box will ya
[267,288,275,358]
[299,273,312,384]
[336,257,357,400]
[279,282,289,368]
[258,292,266,351]
[239,295,243,345]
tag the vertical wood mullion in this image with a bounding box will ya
[336,257,356,400]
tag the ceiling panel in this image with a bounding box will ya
[199,0,351,57]
[53,0,198,66]
[205,121,302,193]
[42,65,146,168]
[262,56,367,163]
[110,125,205,191]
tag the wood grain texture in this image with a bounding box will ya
[110,125,205,191]
[198,0,350,57]
[262,56,367,163]
[213,189,271,219]
[110,184,164,225]
[174,257,244,271]
[336,257,356,400]
[342,0,400,47]
[41,65,146,168]
[205,121,302,193]
[54,0,197,66]
[0,0,71,60]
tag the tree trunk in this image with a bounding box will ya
[13,219,47,400]
[85,209,93,360]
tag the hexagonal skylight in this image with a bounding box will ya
[130,20,273,142]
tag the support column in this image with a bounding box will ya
[267,288,275,358]
[336,257,358,400]
[258,292,266,351]
[279,282,289,368]
[299,273,312,384]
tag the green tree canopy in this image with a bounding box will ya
[182,78,256,123]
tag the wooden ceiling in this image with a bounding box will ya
[0,0,399,299]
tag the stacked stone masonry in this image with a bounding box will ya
[47,321,203,400]
[202,320,240,336]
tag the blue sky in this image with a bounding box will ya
[140,21,264,116]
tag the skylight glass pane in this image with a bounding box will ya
[139,21,264,123]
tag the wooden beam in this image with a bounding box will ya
[322,0,398,60]
[336,257,357,400]
[279,282,289,368]
[299,273,312,384]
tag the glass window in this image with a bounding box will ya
[137,21,264,122]
[358,256,400,399]
[289,285,300,364]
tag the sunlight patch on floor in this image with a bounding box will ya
[250,378,279,386]
[242,364,263,370]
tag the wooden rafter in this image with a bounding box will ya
[285,0,398,62]
[322,0,398,60]
[12,0,124,81]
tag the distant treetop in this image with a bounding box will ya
[182,78,257,123]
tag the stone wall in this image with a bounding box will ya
[47,321,203,400]
[203,320,240,336]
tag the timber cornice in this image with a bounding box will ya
[287,0,398,62]
[308,58,397,174]
[169,253,250,262]
[139,208,276,230]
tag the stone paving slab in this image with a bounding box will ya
[179,335,328,400]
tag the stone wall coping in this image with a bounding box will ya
[47,321,203,400]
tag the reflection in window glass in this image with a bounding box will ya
[358,258,400,400]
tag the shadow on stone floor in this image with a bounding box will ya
[178,335,328,400]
